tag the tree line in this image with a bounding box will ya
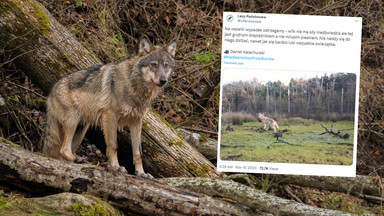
[222,73,356,121]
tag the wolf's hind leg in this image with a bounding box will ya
[69,123,90,162]
[71,123,90,152]
[130,120,153,179]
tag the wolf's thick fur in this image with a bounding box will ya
[257,113,279,132]
[43,37,176,179]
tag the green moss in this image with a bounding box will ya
[0,192,122,216]
[169,140,176,146]
[142,121,150,130]
[185,162,211,177]
[27,0,51,35]
[8,0,51,35]
[0,193,52,215]
[0,0,53,67]
[72,196,122,216]
[110,30,128,60]
[50,53,78,73]
[27,98,46,110]
[193,51,216,64]
[301,189,375,215]
[0,191,14,212]
[79,41,102,62]
[0,136,20,148]
[59,53,75,67]
[198,134,209,143]
[168,140,184,146]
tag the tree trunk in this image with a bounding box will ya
[1,140,359,215]
[177,128,217,162]
[0,0,219,178]
[0,0,101,94]
[0,141,253,215]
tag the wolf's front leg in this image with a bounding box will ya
[130,120,154,179]
[102,110,127,173]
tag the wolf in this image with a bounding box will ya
[257,113,279,132]
[43,37,177,179]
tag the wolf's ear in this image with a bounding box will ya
[167,41,177,57]
[139,37,151,54]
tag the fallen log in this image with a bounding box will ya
[274,139,302,146]
[159,177,356,216]
[230,173,383,201]
[272,174,383,198]
[319,122,350,139]
[0,140,254,215]
[177,128,217,161]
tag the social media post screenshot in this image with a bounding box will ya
[218,13,362,177]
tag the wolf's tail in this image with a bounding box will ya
[42,112,62,157]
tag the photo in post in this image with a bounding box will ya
[218,12,362,177]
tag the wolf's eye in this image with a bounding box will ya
[164,62,169,68]
[150,62,158,68]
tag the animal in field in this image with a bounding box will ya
[257,113,279,133]
[226,124,234,131]
[273,129,288,140]
[43,37,177,179]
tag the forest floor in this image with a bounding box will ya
[0,69,382,215]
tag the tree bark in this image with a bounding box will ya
[0,141,253,215]
[0,0,101,94]
[177,128,217,161]
[271,174,383,198]
[159,177,356,216]
[0,0,219,178]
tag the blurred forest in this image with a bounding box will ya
[0,0,383,215]
[222,73,356,120]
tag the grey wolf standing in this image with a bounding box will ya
[257,113,279,132]
[43,37,177,179]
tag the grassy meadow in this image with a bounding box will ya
[220,118,354,165]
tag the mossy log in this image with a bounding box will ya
[0,141,253,215]
[177,128,217,161]
[0,192,124,215]
[271,174,383,198]
[0,0,101,93]
[0,0,219,178]
[159,177,356,216]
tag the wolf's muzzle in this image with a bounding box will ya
[159,77,167,86]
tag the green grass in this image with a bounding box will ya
[220,120,354,165]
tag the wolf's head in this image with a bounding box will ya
[138,38,176,87]
[257,113,264,120]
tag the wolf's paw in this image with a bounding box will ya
[136,172,154,180]
[117,166,128,173]
[74,156,87,163]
